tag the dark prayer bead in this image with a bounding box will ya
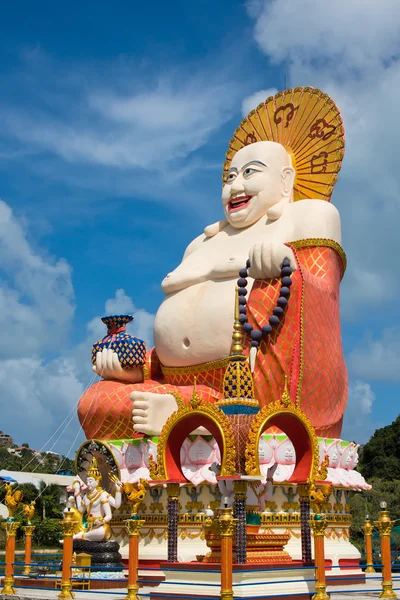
[281,266,293,277]
[277,296,288,307]
[250,329,262,341]
[269,315,280,326]
[262,324,273,335]
[280,286,291,297]
[281,276,293,287]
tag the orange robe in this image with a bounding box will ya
[78,240,347,441]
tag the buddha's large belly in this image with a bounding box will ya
[154,279,239,367]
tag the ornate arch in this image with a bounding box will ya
[245,388,320,483]
[152,390,236,482]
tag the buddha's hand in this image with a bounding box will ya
[131,391,178,436]
[248,242,296,280]
[92,348,144,383]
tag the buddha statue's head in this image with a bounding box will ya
[222,141,295,228]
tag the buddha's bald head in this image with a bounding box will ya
[222,141,295,228]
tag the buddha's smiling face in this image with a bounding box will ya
[222,141,294,228]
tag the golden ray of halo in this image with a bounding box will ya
[223,87,345,202]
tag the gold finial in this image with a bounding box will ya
[281,375,291,407]
[231,286,244,355]
[87,456,102,481]
[190,377,201,408]
[317,455,329,481]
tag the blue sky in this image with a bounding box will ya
[0,0,399,455]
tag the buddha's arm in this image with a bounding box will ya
[290,241,346,284]
[290,200,342,245]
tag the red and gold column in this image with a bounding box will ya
[22,525,35,575]
[219,507,236,600]
[125,518,145,600]
[308,515,329,600]
[362,516,375,574]
[375,504,397,599]
[58,511,76,599]
[1,521,20,595]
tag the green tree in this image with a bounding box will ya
[358,415,400,480]
[349,478,400,550]
[34,518,62,548]
[36,481,63,519]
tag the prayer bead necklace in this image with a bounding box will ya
[237,257,293,351]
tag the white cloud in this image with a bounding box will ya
[0,52,240,176]
[342,380,376,443]
[0,200,74,357]
[349,327,400,382]
[249,0,400,72]
[241,88,278,116]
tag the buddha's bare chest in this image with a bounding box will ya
[167,220,290,286]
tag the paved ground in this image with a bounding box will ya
[1,575,399,599]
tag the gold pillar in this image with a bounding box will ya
[308,516,329,600]
[1,521,20,595]
[375,507,398,599]
[219,507,236,600]
[125,518,145,600]
[58,511,76,599]
[362,516,375,574]
[22,525,36,575]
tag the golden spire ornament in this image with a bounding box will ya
[87,456,102,481]
[218,287,257,414]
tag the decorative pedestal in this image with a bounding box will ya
[203,530,291,564]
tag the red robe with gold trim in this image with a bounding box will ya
[78,242,347,440]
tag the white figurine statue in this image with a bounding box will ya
[66,457,122,542]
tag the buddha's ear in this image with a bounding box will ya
[281,165,295,199]
[204,219,228,238]
[268,166,295,221]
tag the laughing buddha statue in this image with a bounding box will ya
[78,87,348,442]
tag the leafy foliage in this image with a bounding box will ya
[34,518,62,548]
[37,482,63,519]
[358,415,400,480]
[349,478,400,550]
[0,447,74,474]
